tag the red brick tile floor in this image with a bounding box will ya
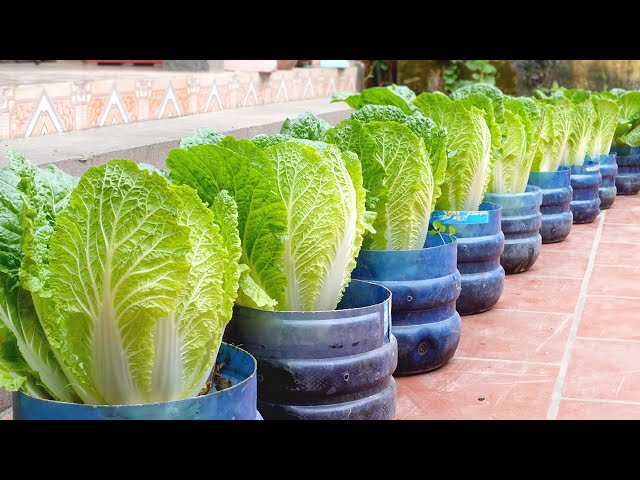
[396,193,640,420]
[2,195,639,421]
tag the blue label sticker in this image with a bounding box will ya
[431,210,490,224]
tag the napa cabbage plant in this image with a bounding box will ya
[331,84,416,114]
[280,111,331,141]
[565,96,595,166]
[451,86,545,194]
[179,127,224,149]
[612,91,640,147]
[490,97,542,193]
[167,136,369,312]
[324,97,460,251]
[413,92,493,210]
[529,100,573,172]
[0,155,242,405]
[587,95,620,158]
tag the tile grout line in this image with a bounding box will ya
[592,240,639,245]
[588,293,640,300]
[492,308,570,316]
[514,274,588,280]
[576,336,640,344]
[454,356,560,366]
[547,212,606,420]
[592,263,640,269]
[562,396,640,406]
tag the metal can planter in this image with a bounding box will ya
[12,343,259,420]
[226,279,398,420]
[431,203,505,316]
[483,185,543,275]
[527,167,573,244]
[570,160,602,224]
[588,154,617,209]
[352,234,461,376]
[611,145,640,195]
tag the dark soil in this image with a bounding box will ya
[198,352,233,396]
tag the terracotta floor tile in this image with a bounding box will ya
[563,338,640,402]
[600,224,640,243]
[557,399,640,419]
[395,358,559,420]
[527,250,590,279]
[458,309,571,363]
[604,209,640,225]
[578,295,640,340]
[541,224,597,252]
[611,195,640,211]
[495,275,582,313]
[595,241,640,266]
[587,265,640,297]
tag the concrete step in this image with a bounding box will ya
[0,97,353,174]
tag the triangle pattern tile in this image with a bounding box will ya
[302,76,315,99]
[205,83,224,112]
[242,82,259,107]
[24,93,64,138]
[158,84,182,119]
[275,78,289,102]
[99,89,129,127]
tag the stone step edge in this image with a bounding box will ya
[0,97,353,175]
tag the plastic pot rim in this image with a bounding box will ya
[233,278,393,316]
[14,342,257,409]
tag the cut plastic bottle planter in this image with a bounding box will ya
[570,159,602,224]
[352,234,461,375]
[610,146,640,195]
[225,280,398,420]
[430,205,505,316]
[528,167,573,243]
[484,185,543,274]
[587,154,618,209]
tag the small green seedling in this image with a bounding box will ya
[429,220,456,242]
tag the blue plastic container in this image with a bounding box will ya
[528,167,573,243]
[431,203,505,316]
[444,202,505,315]
[570,160,602,224]
[483,185,543,274]
[352,234,461,375]
[226,280,398,420]
[611,145,640,195]
[12,343,259,420]
[588,154,617,209]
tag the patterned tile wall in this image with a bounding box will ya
[0,67,358,141]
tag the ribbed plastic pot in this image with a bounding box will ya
[431,203,505,316]
[588,154,618,209]
[225,279,398,420]
[570,160,602,224]
[483,185,543,274]
[611,145,640,195]
[351,234,461,375]
[12,343,259,420]
[528,167,573,243]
